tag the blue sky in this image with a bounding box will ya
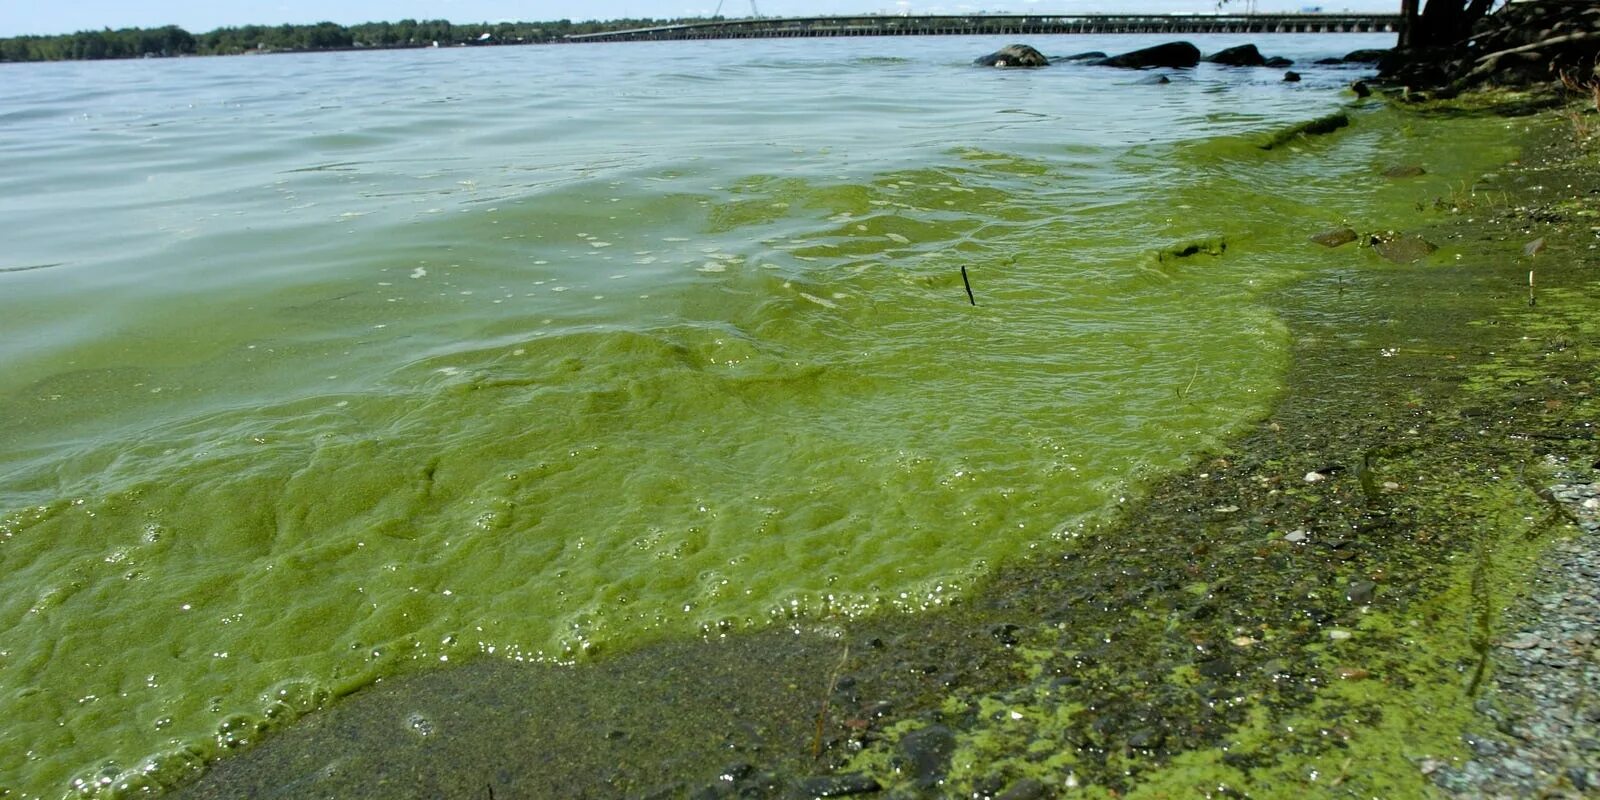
[1,0,1399,37]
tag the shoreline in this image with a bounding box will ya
[158,97,1600,799]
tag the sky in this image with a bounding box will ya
[0,0,1401,37]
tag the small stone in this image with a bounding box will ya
[1370,232,1438,263]
[1569,767,1594,791]
[1305,471,1327,483]
[1383,165,1427,179]
[1502,633,1542,650]
[1503,758,1535,778]
[1419,757,1446,775]
[1382,481,1401,491]
[1335,666,1370,680]
[900,725,956,789]
[799,774,881,797]
[1284,530,1310,543]
[1583,497,1599,510]
[1310,227,1358,248]
[1231,635,1258,647]
[1328,629,1353,641]
[1347,580,1378,605]
[996,778,1048,800]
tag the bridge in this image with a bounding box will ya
[565,14,1401,43]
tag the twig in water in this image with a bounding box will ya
[960,266,977,306]
[1524,237,1543,307]
[811,643,851,761]
[1176,361,1200,399]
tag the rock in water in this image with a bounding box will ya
[1058,50,1106,61]
[1310,227,1358,248]
[900,724,958,788]
[1264,56,1295,67]
[1351,80,1372,97]
[1205,44,1266,66]
[1371,233,1438,263]
[1094,41,1201,69]
[1383,164,1427,178]
[975,44,1048,68]
[1283,71,1303,82]
[1342,48,1391,63]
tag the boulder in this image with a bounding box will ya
[1058,50,1107,61]
[1264,56,1295,67]
[1205,44,1266,67]
[1351,80,1372,97]
[975,44,1048,68]
[1283,71,1302,82]
[1342,48,1391,63]
[1093,41,1201,69]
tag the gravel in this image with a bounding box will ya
[1431,456,1600,798]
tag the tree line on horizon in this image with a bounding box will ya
[0,18,693,62]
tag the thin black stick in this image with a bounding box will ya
[960,266,977,306]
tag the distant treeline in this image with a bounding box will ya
[0,18,693,62]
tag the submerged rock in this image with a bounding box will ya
[1343,48,1391,63]
[1094,41,1201,69]
[1383,164,1427,178]
[1058,50,1106,61]
[799,773,882,796]
[900,724,957,788]
[1157,236,1227,262]
[1205,44,1266,67]
[1259,112,1350,150]
[996,778,1048,800]
[1370,232,1439,263]
[975,43,1048,68]
[1264,56,1295,67]
[1310,227,1359,248]
[1283,71,1303,83]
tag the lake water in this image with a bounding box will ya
[0,31,1464,798]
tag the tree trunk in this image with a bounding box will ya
[1400,0,1421,49]
[1407,0,1495,50]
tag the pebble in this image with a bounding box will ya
[1502,632,1542,650]
[799,773,881,797]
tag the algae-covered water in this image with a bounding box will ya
[0,31,1517,798]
